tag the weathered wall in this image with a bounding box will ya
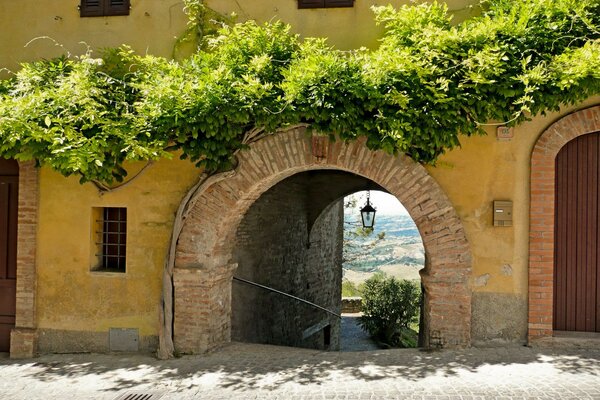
[429,97,600,345]
[232,173,343,350]
[3,0,600,353]
[35,157,199,353]
[0,0,480,73]
[0,0,187,74]
[206,0,479,51]
[26,99,600,353]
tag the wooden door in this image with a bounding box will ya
[554,132,600,332]
[0,159,18,352]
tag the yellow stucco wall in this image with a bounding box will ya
[33,99,600,339]
[206,0,479,50]
[36,157,199,336]
[0,0,479,74]
[2,0,597,342]
[0,0,187,74]
[430,97,600,298]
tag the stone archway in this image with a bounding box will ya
[529,105,600,342]
[173,127,472,354]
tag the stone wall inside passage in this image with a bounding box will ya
[232,173,343,350]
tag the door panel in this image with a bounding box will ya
[0,163,18,352]
[554,132,600,332]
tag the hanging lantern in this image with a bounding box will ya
[360,191,377,230]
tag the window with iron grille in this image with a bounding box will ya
[80,0,130,17]
[298,0,354,9]
[93,207,127,272]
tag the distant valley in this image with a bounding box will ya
[343,213,424,285]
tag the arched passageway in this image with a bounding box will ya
[231,170,390,351]
[173,127,472,354]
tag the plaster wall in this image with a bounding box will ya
[35,157,199,352]
[0,0,479,73]
[29,99,600,350]
[205,0,479,51]
[2,0,600,350]
[0,0,188,74]
[429,97,600,344]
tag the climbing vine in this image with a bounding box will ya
[0,0,599,185]
[173,0,232,59]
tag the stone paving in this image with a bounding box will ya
[1,343,600,399]
[340,314,379,351]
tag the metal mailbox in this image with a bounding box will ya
[493,200,513,227]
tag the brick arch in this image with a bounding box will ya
[174,127,472,354]
[529,105,600,342]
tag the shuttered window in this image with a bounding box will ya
[80,0,130,17]
[298,0,354,8]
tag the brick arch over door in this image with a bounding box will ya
[174,127,472,354]
[529,105,600,342]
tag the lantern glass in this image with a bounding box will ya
[360,202,376,230]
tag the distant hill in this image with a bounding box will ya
[343,213,424,280]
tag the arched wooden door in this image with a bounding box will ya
[554,132,600,332]
[0,159,18,351]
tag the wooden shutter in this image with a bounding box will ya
[324,0,354,7]
[298,0,325,8]
[80,0,104,17]
[80,0,130,17]
[298,0,354,8]
[106,0,130,16]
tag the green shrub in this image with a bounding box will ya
[359,275,420,348]
[341,280,362,297]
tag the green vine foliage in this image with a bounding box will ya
[173,0,232,59]
[1,0,599,184]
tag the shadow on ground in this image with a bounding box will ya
[2,342,600,394]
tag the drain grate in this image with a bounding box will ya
[112,391,165,400]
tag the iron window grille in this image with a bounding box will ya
[94,207,127,272]
[298,0,354,9]
[80,0,130,17]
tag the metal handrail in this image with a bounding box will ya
[232,276,341,319]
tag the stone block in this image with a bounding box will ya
[10,328,38,359]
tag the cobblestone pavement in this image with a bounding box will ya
[340,314,379,351]
[1,343,600,399]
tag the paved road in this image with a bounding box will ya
[1,343,600,399]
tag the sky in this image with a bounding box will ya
[344,190,409,216]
